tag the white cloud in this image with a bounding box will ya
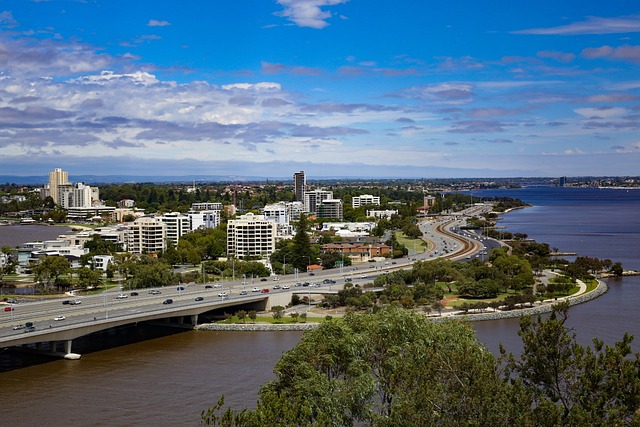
[147,19,171,27]
[514,15,640,35]
[275,0,349,29]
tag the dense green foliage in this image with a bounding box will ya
[202,304,640,426]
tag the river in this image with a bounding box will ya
[1,187,639,426]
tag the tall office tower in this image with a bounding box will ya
[293,171,306,202]
[48,167,70,205]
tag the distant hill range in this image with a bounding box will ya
[0,175,286,185]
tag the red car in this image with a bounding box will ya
[4,306,14,312]
[261,288,270,293]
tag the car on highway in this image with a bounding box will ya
[239,290,248,295]
[282,285,290,290]
[260,278,267,282]
[12,324,25,330]
[261,288,269,293]
[62,300,71,305]
[24,326,36,333]
[163,299,173,304]
[53,316,65,321]
[205,285,213,289]
[251,287,260,292]
[218,292,228,298]
[195,296,204,301]
[273,284,280,290]
[115,294,128,299]
[149,290,161,295]
[70,299,82,305]
[4,306,13,311]
[130,292,138,296]
[345,278,352,282]
[213,283,222,288]
[177,286,185,291]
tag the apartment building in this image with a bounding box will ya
[317,198,343,220]
[127,217,166,254]
[159,212,191,245]
[227,213,277,258]
[352,194,381,208]
[304,189,333,214]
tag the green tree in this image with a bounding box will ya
[271,305,285,322]
[202,307,517,426]
[502,301,640,426]
[248,310,257,323]
[290,214,316,271]
[32,255,71,291]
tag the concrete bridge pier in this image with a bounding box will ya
[63,339,81,360]
[191,314,198,326]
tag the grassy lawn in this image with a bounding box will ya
[396,231,428,252]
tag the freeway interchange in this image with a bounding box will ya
[1,205,498,340]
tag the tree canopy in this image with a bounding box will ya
[202,304,640,427]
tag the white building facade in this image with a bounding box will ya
[227,213,277,258]
[352,194,381,208]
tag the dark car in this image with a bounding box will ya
[130,292,139,296]
[195,296,204,301]
[260,278,267,282]
[62,300,71,305]
[204,285,212,289]
[177,286,185,291]
[163,299,173,304]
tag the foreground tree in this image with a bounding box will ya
[203,307,520,426]
[502,301,640,426]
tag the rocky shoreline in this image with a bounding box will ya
[195,279,608,331]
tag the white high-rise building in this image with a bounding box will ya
[352,194,381,209]
[127,217,166,254]
[189,210,221,230]
[304,189,333,214]
[227,213,277,258]
[48,168,70,205]
[159,212,191,245]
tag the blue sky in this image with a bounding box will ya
[1,1,639,179]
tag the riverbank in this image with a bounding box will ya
[195,278,608,331]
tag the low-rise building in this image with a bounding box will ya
[352,194,380,208]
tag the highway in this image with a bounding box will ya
[1,206,498,339]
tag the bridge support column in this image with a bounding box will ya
[191,314,198,326]
[49,341,56,352]
[63,340,81,360]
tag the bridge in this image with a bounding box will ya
[0,292,269,359]
[1,205,496,361]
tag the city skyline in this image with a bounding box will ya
[1,1,639,178]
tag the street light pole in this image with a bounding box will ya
[282,253,287,277]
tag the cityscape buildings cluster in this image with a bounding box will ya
[11,168,397,273]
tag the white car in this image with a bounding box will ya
[251,287,260,292]
[218,292,228,298]
[213,283,222,288]
[69,299,81,305]
[53,316,66,321]
[282,285,290,290]
[115,294,128,299]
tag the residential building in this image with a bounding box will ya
[293,171,305,202]
[366,209,398,219]
[304,189,333,214]
[227,213,277,258]
[189,210,221,230]
[92,255,114,271]
[127,217,166,254]
[352,194,380,208]
[48,167,70,205]
[159,212,191,245]
[262,202,290,225]
[191,202,223,211]
[317,198,343,220]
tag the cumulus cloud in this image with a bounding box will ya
[581,45,640,63]
[393,83,474,104]
[537,50,576,63]
[0,11,18,28]
[148,19,171,27]
[514,15,640,35]
[275,0,349,29]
